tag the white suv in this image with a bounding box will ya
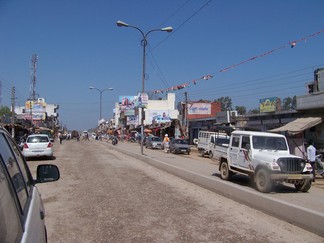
[0,126,60,242]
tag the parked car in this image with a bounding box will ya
[0,125,60,242]
[145,135,163,149]
[170,138,191,155]
[22,134,54,160]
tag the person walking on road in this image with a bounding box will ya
[307,140,316,182]
[163,134,170,153]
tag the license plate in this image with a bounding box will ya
[32,150,43,153]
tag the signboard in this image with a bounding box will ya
[188,103,211,115]
[134,92,148,108]
[127,115,138,125]
[119,96,136,110]
[24,99,47,121]
[148,110,172,124]
[259,97,277,113]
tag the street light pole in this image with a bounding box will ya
[89,86,113,121]
[116,20,173,155]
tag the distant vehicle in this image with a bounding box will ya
[197,126,233,158]
[0,125,60,243]
[22,134,54,160]
[145,136,163,149]
[169,138,191,155]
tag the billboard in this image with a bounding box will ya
[188,103,211,115]
[127,115,138,125]
[25,100,47,121]
[134,92,148,108]
[119,96,136,111]
[147,110,172,124]
[259,97,277,113]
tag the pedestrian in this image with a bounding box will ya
[307,140,316,182]
[163,134,170,153]
[59,133,63,144]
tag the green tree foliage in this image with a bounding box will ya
[249,108,260,114]
[215,96,232,111]
[235,106,246,115]
[282,96,297,111]
[0,106,11,117]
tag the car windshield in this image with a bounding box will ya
[151,137,161,142]
[252,136,287,150]
[174,139,189,144]
[27,136,49,143]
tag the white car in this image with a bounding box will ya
[22,134,54,159]
[0,126,60,242]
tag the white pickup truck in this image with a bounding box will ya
[197,129,231,158]
[217,130,313,193]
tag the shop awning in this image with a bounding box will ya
[269,117,322,135]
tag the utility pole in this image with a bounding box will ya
[184,91,188,138]
[11,86,15,138]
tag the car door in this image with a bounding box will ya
[229,135,240,166]
[238,135,252,170]
[0,130,46,243]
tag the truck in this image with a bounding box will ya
[197,126,232,158]
[216,130,313,193]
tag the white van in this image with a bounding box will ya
[0,126,60,242]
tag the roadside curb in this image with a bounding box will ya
[110,143,324,237]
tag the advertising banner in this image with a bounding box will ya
[127,115,138,125]
[134,92,148,108]
[119,96,136,111]
[188,103,211,115]
[259,97,277,113]
[148,110,172,124]
[25,100,47,120]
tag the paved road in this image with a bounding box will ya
[106,139,324,236]
[27,139,323,242]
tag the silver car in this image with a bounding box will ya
[0,126,60,242]
[145,135,163,149]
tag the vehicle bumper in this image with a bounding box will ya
[23,149,53,158]
[270,173,313,182]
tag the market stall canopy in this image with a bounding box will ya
[269,117,322,135]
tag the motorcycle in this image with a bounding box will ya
[112,136,118,145]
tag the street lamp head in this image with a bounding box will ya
[107,88,114,91]
[89,86,95,90]
[161,26,173,33]
[116,20,129,27]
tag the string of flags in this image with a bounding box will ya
[148,29,324,95]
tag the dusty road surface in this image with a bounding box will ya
[28,139,324,243]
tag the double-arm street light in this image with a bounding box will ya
[89,86,114,121]
[116,20,173,155]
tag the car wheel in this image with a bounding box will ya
[187,151,190,155]
[220,161,231,181]
[255,168,272,193]
[208,151,213,159]
[294,180,312,192]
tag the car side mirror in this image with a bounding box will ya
[36,164,60,183]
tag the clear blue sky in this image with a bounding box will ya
[0,0,323,131]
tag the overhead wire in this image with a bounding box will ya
[146,0,214,104]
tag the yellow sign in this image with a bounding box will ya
[260,97,277,113]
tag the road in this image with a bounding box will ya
[28,139,323,242]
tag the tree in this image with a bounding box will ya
[0,106,11,117]
[249,108,260,114]
[282,96,297,111]
[215,96,232,111]
[235,106,246,115]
